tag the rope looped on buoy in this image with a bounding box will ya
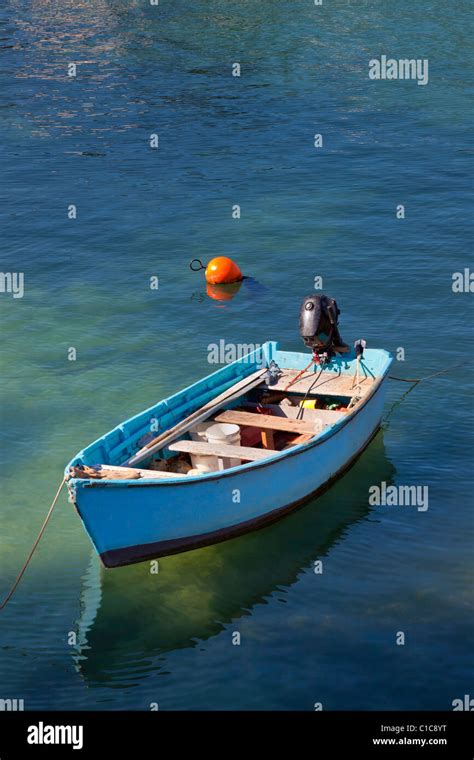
[189,258,205,272]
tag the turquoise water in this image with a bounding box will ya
[1,1,472,710]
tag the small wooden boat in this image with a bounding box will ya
[66,340,392,568]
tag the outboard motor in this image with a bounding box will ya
[299,294,349,356]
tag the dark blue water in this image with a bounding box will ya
[1,1,472,710]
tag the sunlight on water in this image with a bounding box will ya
[0,0,472,710]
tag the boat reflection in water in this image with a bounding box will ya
[72,431,395,687]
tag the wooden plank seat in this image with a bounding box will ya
[243,401,346,424]
[168,439,278,461]
[213,409,319,450]
[267,369,374,397]
[214,410,318,435]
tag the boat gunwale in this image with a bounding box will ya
[72,357,392,490]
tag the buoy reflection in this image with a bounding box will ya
[206,280,243,302]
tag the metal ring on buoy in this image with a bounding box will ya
[189,258,205,272]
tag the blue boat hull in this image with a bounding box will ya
[67,342,392,567]
[101,424,382,568]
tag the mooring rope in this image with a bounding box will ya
[0,477,66,610]
[388,362,465,384]
[383,362,468,424]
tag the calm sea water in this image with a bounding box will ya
[1,1,472,710]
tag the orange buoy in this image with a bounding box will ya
[205,256,243,285]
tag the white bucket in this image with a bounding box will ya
[205,423,241,469]
[189,422,213,442]
[188,450,219,472]
[188,422,219,471]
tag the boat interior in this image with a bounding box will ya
[67,354,381,482]
[141,369,374,477]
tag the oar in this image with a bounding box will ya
[123,368,267,467]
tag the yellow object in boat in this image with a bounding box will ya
[300,399,316,409]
